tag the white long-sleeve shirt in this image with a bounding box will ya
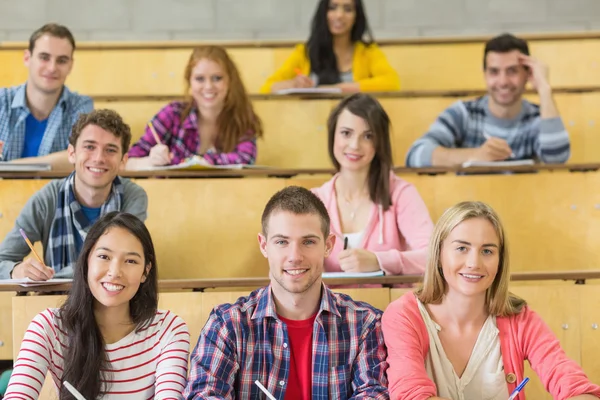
[5,308,190,399]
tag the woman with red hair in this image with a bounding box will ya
[126,46,263,169]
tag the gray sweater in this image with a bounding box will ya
[0,177,148,279]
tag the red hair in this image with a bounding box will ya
[181,46,263,152]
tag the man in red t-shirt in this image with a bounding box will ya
[184,186,389,399]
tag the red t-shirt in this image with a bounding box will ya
[278,313,317,400]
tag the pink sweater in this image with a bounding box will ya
[311,172,434,275]
[382,292,600,400]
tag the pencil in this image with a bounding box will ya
[294,68,303,76]
[254,380,276,400]
[148,122,162,145]
[19,228,46,266]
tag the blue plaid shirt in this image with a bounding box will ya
[0,83,93,161]
[184,284,389,399]
[405,95,571,167]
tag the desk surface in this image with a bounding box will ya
[1,270,598,293]
[1,163,599,180]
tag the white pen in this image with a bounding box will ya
[63,381,88,400]
[483,131,515,158]
[254,380,277,400]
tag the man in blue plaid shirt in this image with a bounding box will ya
[406,33,570,168]
[184,186,389,399]
[0,23,92,169]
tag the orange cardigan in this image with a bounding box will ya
[260,42,400,93]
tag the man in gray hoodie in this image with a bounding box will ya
[0,109,148,280]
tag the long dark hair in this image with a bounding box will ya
[306,0,374,85]
[327,93,393,210]
[58,212,159,400]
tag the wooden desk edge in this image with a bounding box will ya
[1,163,598,179]
[2,270,599,293]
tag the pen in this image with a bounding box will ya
[63,381,88,400]
[147,122,162,145]
[294,67,303,76]
[343,236,348,250]
[19,228,46,267]
[507,377,530,400]
[483,132,515,158]
[254,380,277,400]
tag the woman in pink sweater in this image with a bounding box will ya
[311,93,434,276]
[382,201,600,400]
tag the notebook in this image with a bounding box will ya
[274,87,342,95]
[322,271,385,279]
[0,161,52,171]
[461,159,535,168]
[139,156,270,171]
[0,278,72,287]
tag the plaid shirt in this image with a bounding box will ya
[184,284,389,399]
[405,95,571,167]
[128,101,258,165]
[0,84,93,161]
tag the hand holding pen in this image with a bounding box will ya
[471,132,514,161]
[10,229,54,280]
[292,68,315,88]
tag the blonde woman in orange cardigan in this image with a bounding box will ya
[261,0,399,94]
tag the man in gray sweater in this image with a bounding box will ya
[0,109,148,280]
[406,33,570,167]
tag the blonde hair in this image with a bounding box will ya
[416,201,526,317]
[180,46,263,153]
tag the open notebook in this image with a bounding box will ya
[0,278,72,287]
[0,161,51,171]
[140,157,270,171]
[322,271,384,279]
[274,87,342,95]
[461,159,535,168]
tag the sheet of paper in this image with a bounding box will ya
[0,278,72,287]
[139,157,271,171]
[461,159,535,168]
[322,271,384,279]
[274,87,342,95]
[0,161,52,171]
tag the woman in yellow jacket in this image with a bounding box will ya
[260,0,400,94]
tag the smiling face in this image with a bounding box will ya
[189,58,229,112]
[484,50,528,108]
[327,0,356,38]
[332,108,376,173]
[440,217,500,299]
[24,34,73,95]
[67,124,127,192]
[87,227,150,314]
[258,210,335,297]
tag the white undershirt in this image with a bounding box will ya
[416,299,509,400]
[343,231,363,249]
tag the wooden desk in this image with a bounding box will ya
[6,272,600,400]
[2,167,600,278]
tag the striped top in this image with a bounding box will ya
[405,95,571,167]
[5,308,190,400]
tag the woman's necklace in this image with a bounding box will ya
[343,192,368,221]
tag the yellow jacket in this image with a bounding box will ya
[260,42,400,93]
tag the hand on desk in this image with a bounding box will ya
[148,143,174,166]
[290,74,315,88]
[338,249,381,273]
[470,136,513,162]
[11,258,54,281]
